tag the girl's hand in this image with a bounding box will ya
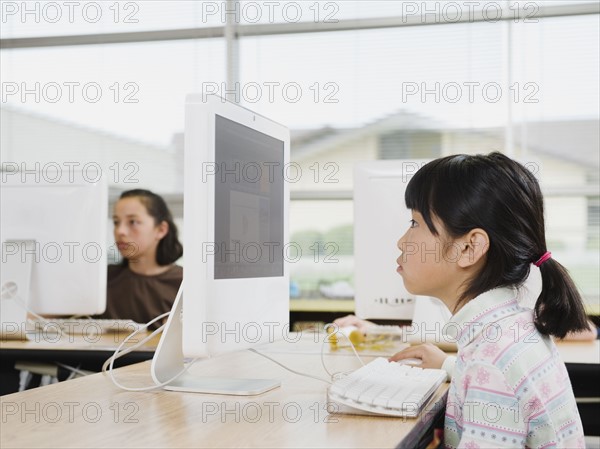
[333,314,374,334]
[389,343,448,370]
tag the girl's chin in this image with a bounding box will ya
[118,248,140,259]
[399,281,421,297]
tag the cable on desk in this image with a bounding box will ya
[102,311,199,392]
[321,323,365,379]
[248,348,332,385]
[56,362,91,378]
[249,323,367,385]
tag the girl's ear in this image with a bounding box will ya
[156,220,169,240]
[457,228,489,268]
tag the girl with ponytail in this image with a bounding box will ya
[386,152,587,448]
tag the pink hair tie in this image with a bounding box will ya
[534,251,552,267]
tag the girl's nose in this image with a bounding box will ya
[397,230,408,250]
[115,223,127,236]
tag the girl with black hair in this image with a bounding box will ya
[99,189,183,328]
[339,153,588,448]
[395,153,588,448]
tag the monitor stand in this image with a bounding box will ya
[151,286,281,395]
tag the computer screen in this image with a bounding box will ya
[0,170,108,324]
[152,95,289,394]
[214,114,284,280]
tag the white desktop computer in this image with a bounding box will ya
[1,170,108,338]
[151,95,290,394]
[353,160,451,341]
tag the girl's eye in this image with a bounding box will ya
[409,219,418,228]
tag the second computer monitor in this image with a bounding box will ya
[1,170,108,317]
[354,160,429,321]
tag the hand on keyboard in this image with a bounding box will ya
[328,357,447,417]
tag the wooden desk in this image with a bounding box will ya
[0,334,448,449]
[1,330,159,353]
[1,331,159,395]
[2,335,596,447]
[555,339,600,364]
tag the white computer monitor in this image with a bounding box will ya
[1,170,108,331]
[353,160,450,330]
[354,160,425,321]
[152,95,290,394]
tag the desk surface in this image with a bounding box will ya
[0,331,159,353]
[2,330,597,359]
[1,334,448,449]
[555,339,600,364]
[1,334,596,449]
[0,331,159,395]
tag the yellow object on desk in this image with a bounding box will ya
[327,325,365,346]
[326,325,405,353]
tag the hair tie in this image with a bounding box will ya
[534,251,552,267]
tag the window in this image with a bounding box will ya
[379,131,442,159]
[2,1,598,306]
[588,198,600,249]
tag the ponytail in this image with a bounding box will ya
[534,257,589,338]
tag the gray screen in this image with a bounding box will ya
[214,115,284,279]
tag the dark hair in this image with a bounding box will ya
[405,152,588,338]
[119,189,183,266]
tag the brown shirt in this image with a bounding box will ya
[99,264,182,329]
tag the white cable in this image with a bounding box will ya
[101,322,166,373]
[11,294,195,391]
[11,294,70,339]
[248,348,331,385]
[325,323,365,365]
[17,291,364,389]
[321,330,335,378]
[102,311,200,392]
[15,294,363,390]
[249,322,367,385]
[55,362,90,378]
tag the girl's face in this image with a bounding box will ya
[396,210,462,304]
[113,197,167,261]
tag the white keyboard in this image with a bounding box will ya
[327,357,447,417]
[32,318,144,335]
